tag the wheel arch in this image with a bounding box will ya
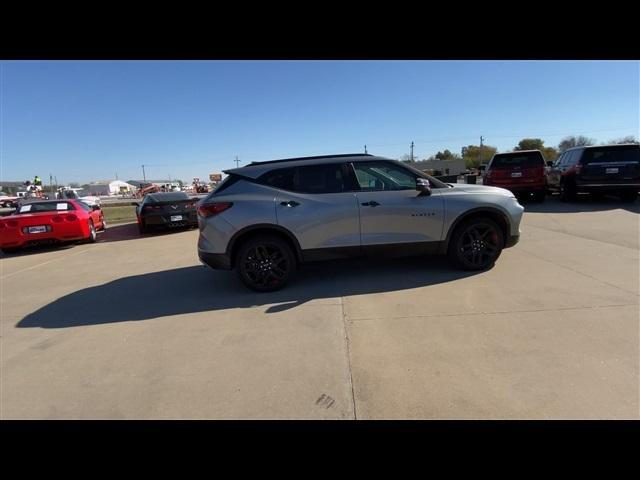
[227,223,302,268]
[439,207,510,254]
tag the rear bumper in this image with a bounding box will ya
[142,212,198,228]
[485,182,546,193]
[198,250,232,270]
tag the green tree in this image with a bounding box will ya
[434,149,462,161]
[541,147,559,162]
[514,138,545,151]
[461,144,498,169]
[558,135,595,153]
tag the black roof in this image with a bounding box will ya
[247,153,372,167]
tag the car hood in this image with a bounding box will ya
[442,183,514,196]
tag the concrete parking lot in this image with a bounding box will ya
[1,196,638,419]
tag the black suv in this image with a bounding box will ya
[546,144,640,202]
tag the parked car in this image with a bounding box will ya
[134,191,199,234]
[483,150,547,202]
[546,144,640,202]
[57,188,101,206]
[0,199,106,254]
[196,154,524,291]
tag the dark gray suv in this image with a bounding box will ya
[197,154,524,291]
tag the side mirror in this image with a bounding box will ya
[91,205,100,211]
[416,178,432,196]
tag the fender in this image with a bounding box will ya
[226,223,304,262]
[438,206,512,254]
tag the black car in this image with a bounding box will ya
[134,192,199,234]
[546,144,640,202]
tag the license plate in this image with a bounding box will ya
[605,168,619,174]
[28,225,47,234]
[170,215,183,221]
[511,172,523,178]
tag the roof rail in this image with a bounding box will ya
[247,153,372,167]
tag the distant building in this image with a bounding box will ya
[411,158,466,176]
[83,180,137,196]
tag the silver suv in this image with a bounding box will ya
[197,154,524,291]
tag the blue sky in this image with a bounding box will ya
[1,60,638,184]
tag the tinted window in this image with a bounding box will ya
[18,202,75,213]
[581,146,640,164]
[353,162,417,190]
[76,201,92,212]
[490,152,544,168]
[147,192,190,202]
[259,164,347,194]
[260,168,296,191]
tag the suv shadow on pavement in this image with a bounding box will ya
[522,193,640,214]
[17,256,482,329]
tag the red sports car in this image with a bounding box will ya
[0,199,106,254]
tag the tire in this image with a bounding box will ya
[620,190,638,202]
[86,220,97,243]
[138,221,147,234]
[236,234,295,292]
[100,216,107,231]
[559,181,576,202]
[448,217,504,271]
[1,247,20,254]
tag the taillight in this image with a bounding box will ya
[143,205,162,211]
[197,202,233,217]
[574,164,583,174]
[6,220,18,228]
[52,216,64,223]
[65,214,78,221]
[485,170,492,180]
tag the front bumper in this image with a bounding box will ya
[505,234,520,248]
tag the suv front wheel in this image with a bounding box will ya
[236,234,295,292]
[448,217,504,271]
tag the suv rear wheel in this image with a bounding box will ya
[236,234,295,292]
[448,217,504,271]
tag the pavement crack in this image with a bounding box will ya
[516,247,639,296]
[347,303,638,323]
[340,295,357,420]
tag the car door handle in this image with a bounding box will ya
[280,200,300,207]
[361,201,380,207]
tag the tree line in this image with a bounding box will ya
[403,135,639,169]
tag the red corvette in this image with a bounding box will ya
[0,199,106,254]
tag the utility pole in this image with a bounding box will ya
[364,145,368,154]
[142,165,146,182]
[115,172,118,180]
[234,156,241,168]
[410,141,414,162]
[479,136,485,166]
[49,174,53,194]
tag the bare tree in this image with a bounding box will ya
[606,135,639,144]
[558,135,595,153]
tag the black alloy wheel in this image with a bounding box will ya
[449,218,504,271]
[237,235,294,292]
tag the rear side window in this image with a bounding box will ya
[259,164,348,194]
[581,146,640,164]
[490,152,545,168]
